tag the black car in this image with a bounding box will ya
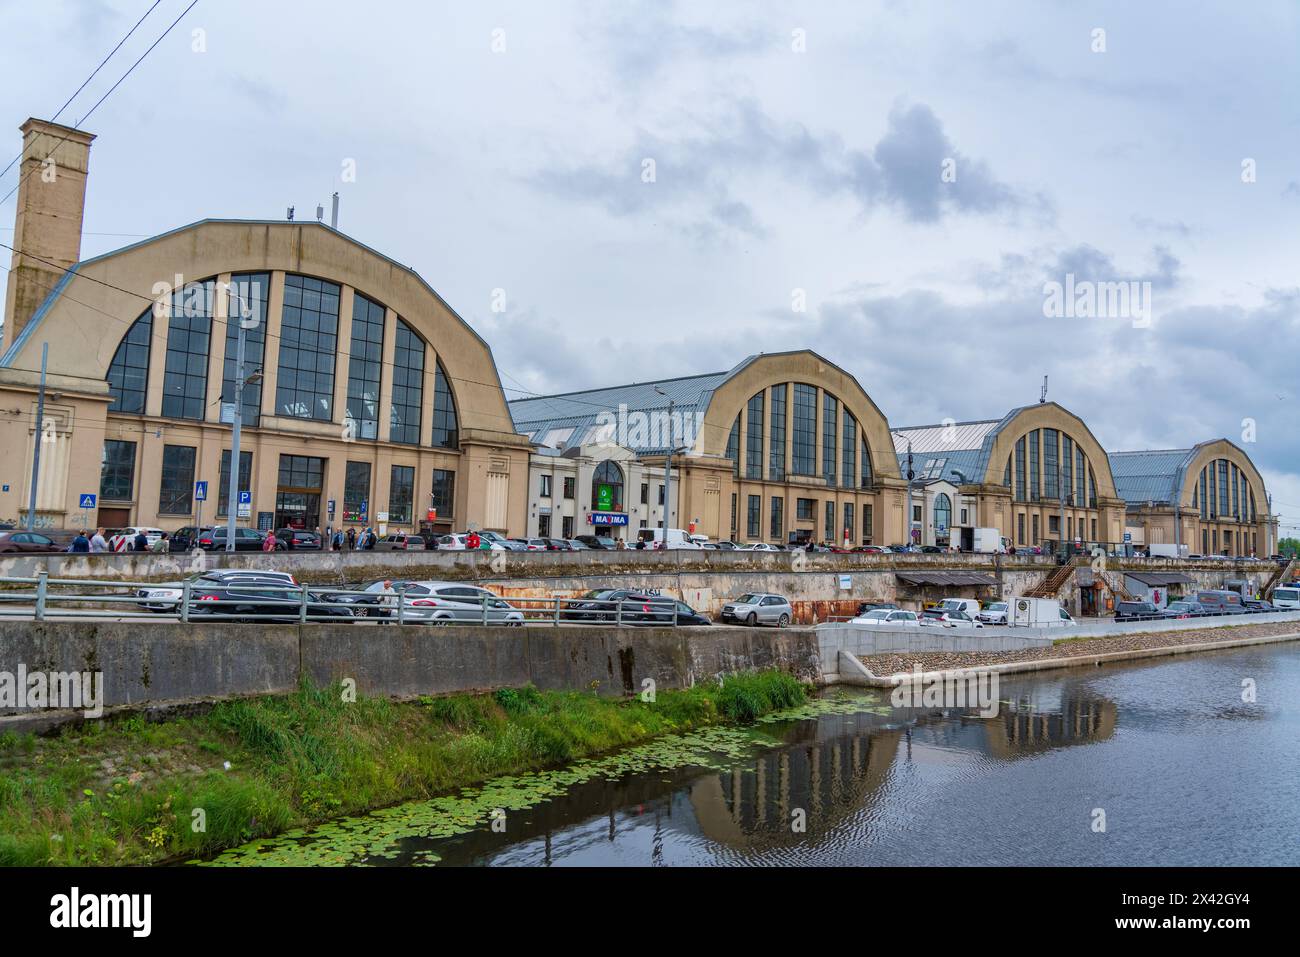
[856,600,898,617]
[542,538,574,551]
[1162,600,1212,619]
[1115,601,1164,621]
[172,526,267,551]
[574,535,616,550]
[273,529,322,550]
[560,589,666,623]
[1242,597,1277,613]
[188,576,354,623]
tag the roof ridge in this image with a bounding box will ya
[507,369,730,405]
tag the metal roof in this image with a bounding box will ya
[508,358,759,455]
[1107,449,1194,505]
[1124,572,1195,586]
[891,420,1000,455]
[895,571,999,587]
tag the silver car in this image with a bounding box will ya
[720,593,793,627]
[372,580,525,625]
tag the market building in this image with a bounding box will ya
[1109,441,1276,556]
[891,403,1130,551]
[509,350,910,545]
[0,118,532,537]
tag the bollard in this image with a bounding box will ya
[553,597,560,626]
[180,578,191,623]
[34,571,48,621]
[299,583,309,624]
[616,598,623,627]
[481,594,489,625]
[397,583,406,625]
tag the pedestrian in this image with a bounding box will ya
[70,530,90,552]
[262,530,278,552]
[89,527,108,553]
[346,527,356,550]
[133,529,149,552]
[635,538,645,550]
[377,579,398,622]
[150,531,171,553]
[616,538,626,550]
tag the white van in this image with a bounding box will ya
[935,598,981,618]
[636,527,704,550]
[1272,586,1300,610]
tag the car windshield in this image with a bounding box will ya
[863,610,889,620]
[988,603,1007,611]
[735,594,760,604]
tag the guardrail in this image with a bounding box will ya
[0,572,707,627]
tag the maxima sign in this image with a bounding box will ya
[589,512,629,526]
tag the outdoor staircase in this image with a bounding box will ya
[1263,558,1295,599]
[1024,557,1080,599]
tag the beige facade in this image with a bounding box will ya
[1117,440,1275,556]
[0,119,530,536]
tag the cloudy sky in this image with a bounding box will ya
[1,0,1297,537]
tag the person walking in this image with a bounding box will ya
[69,530,90,552]
[377,579,398,622]
[262,529,278,552]
[346,527,356,550]
[466,529,481,551]
[89,528,108,553]
[150,532,171,553]
[133,529,149,552]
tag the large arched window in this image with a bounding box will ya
[390,319,424,445]
[107,308,152,413]
[861,435,873,487]
[221,272,269,427]
[276,274,340,421]
[346,292,385,439]
[591,460,624,512]
[431,360,459,449]
[934,493,952,536]
[161,279,214,420]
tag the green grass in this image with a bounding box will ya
[0,670,806,866]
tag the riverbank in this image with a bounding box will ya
[0,671,805,866]
[854,619,1300,676]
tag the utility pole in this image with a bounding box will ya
[1057,449,1067,563]
[26,342,48,531]
[225,285,258,552]
[654,385,675,540]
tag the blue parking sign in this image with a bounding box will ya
[238,490,251,505]
[79,493,96,509]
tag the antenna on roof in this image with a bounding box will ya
[286,206,295,222]
[1039,375,1048,404]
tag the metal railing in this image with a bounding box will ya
[0,573,705,627]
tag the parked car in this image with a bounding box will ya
[1242,597,1278,613]
[516,538,550,551]
[479,530,527,551]
[977,601,1010,625]
[574,535,616,549]
[934,598,982,618]
[854,545,888,554]
[559,589,669,623]
[1194,590,1249,615]
[1163,600,1212,619]
[719,593,793,627]
[919,545,944,554]
[0,530,65,553]
[541,538,574,551]
[566,539,589,550]
[742,543,781,552]
[1270,586,1300,610]
[919,609,984,629]
[136,569,298,612]
[850,608,920,627]
[436,533,505,551]
[370,580,525,624]
[187,576,352,623]
[713,540,740,550]
[107,526,165,551]
[374,533,426,551]
[273,528,322,550]
[1115,600,1164,621]
[173,526,267,551]
[662,599,711,625]
[856,600,898,616]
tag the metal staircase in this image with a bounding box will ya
[1024,557,1080,599]
[1263,558,1295,599]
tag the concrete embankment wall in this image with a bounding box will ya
[0,620,821,732]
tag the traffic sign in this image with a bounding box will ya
[1123,532,1132,543]
[79,493,96,509]
[238,490,252,505]
[195,481,208,502]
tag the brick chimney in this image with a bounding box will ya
[2,118,95,352]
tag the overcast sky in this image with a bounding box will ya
[1,0,1297,539]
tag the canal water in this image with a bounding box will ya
[210,643,1300,866]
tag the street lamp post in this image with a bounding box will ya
[892,430,915,549]
[225,285,260,552]
[654,386,674,538]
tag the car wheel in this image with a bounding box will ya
[746,612,758,627]
[357,607,369,618]
[777,613,790,628]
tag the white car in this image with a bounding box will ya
[743,543,782,552]
[369,580,524,625]
[849,608,920,627]
[919,609,984,629]
[977,601,1009,624]
[436,534,506,551]
[109,526,165,551]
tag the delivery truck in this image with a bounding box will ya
[1008,596,1076,627]
[1147,543,1189,559]
[960,527,1009,554]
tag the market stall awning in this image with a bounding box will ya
[1124,572,1195,586]
[895,571,999,587]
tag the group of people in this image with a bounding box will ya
[67,528,170,553]
[326,527,381,551]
